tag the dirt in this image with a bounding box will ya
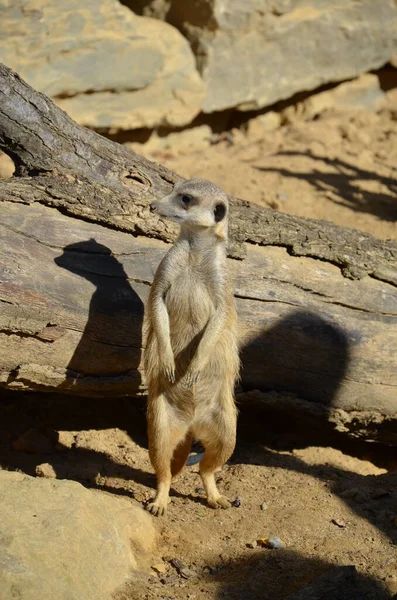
[135,95,397,243]
[1,391,397,599]
[2,97,397,598]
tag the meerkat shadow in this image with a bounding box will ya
[53,239,146,447]
[238,310,350,447]
[54,239,144,383]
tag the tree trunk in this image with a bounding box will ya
[0,64,396,442]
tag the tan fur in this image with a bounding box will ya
[143,178,239,516]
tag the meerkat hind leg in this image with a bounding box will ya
[147,399,188,516]
[196,407,236,509]
[171,432,193,478]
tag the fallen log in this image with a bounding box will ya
[0,64,396,442]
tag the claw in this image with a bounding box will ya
[183,371,199,389]
[162,365,175,383]
[146,501,166,516]
[207,495,231,509]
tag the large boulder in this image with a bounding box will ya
[0,470,156,600]
[0,0,204,129]
[162,0,397,113]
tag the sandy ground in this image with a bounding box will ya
[1,100,397,598]
[137,101,397,243]
[1,391,397,599]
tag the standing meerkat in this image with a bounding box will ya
[144,178,239,516]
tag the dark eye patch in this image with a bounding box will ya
[179,194,194,206]
[214,202,226,222]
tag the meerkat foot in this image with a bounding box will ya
[146,499,168,516]
[207,495,231,509]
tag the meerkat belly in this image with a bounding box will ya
[165,274,213,355]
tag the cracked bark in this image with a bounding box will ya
[0,63,396,443]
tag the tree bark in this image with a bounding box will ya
[1,64,396,442]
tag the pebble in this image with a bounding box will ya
[169,558,196,579]
[331,518,346,529]
[232,497,241,508]
[186,452,204,466]
[35,463,57,479]
[151,562,167,574]
[257,536,285,549]
[260,502,268,511]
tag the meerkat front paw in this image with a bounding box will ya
[183,368,200,389]
[162,354,176,383]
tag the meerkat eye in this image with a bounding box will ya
[180,194,194,206]
[214,202,226,222]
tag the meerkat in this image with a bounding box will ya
[144,178,240,516]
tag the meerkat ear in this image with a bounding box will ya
[214,202,226,222]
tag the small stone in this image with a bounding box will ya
[246,541,256,549]
[232,497,241,508]
[247,111,281,139]
[152,562,167,574]
[186,453,204,466]
[257,536,284,549]
[195,487,205,495]
[169,558,196,579]
[260,502,268,511]
[35,463,57,479]
[331,518,346,528]
[55,431,75,451]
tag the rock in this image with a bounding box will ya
[128,125,211,156]
[55,431,76,450]
[0,470,156,600]
[169,558,196,579]
[257,536,285,549]
[166,0,397,113]
[247,111,282,139]
[331,518,347,528]
[0,0,204,130]
[35,463,57,478]
[282,75,385,123]
[151,561,167,574]
[0,152,14,178]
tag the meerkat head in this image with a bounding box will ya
[150,178,229,239]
